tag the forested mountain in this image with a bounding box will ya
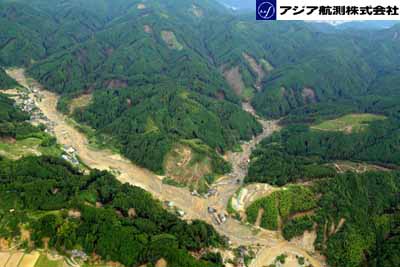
[1,1,400,267]
[2,0,400,174]
[2,0,400,118]
[251,24,400,117]
[245,171,400,267]
[0,68,16,89]
[245,72,400,267]
[0,156,224,267]
[0,87,40,140]
[247,91,400,181]
[315,171,400,267]
[0,92,30,134]
[0,0,264,174]
[0,90,223,267]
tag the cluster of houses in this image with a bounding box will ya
[12,87,81,167]
[207,206,227,225]
[165,201,186,217]
[65,249,88,267]
[191,188,218,198]
[62,146,80,166]
[236,246,247,267]
[13,87,55,134]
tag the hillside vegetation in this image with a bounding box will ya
[2,1,400,119]
[73,86,259,173]
[244,172,400,267]
[0,156,224,267]
[246,96,400,185]
[245,95,400,267]
[1,2,400,266]
[0,0,266,175]
[0,68,17,89]
[2,0,400,175]
[0,91,223,267]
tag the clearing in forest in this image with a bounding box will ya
[190,5,203,17]
[137,3,146,9]
[260,59,274,72]
[311,113,386,133]
[223,66,246,97]
[0,137,61,160]
[144,25,153,33]
[69,94,92,114]
[164,143,212,191]
[242,53,266,91]
[161,31,183,50]
[333,161,390,173]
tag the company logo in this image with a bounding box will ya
[256,0,277,20]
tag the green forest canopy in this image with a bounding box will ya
[2,0,400,174]
[0,90,224,267]
[246,96,400,186]
[0,156,224,267]
[1,2,400,267]
[244,173,400,267]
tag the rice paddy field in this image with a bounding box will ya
[0,252,62,267]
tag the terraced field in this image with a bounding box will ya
[0,252,43,267]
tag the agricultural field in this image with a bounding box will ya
[0,137,61,160]
[311,113,386,133]
[0,252,63,267]
[34,255,63,267]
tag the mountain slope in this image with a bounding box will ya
[0,0,263,176]
[2,0,400,174]
[0,68,17,89]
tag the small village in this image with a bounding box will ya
[11,87,54,132]
[9,86,80,167]
[0,70,321,267]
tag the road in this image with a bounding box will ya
[5,68,325,267]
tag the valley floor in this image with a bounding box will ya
[3,69,326,267]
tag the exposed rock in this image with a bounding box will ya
[128,208,136,218]
[161,31,183,50]
[68,209,81,219]
[242,53,266,91]
[190,5,203,17]
[155,258,167,267]
[144,25,152,33]
[105,79,128,89]
[302,87,317,104]
[223,66,245,96]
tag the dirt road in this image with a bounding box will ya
[250,242,324,267]
[6,69,325,267]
